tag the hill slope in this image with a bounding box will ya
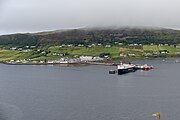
[0,27,180,46]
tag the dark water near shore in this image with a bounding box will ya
[0,58,180,120]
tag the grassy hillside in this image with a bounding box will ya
[0,27,179,64]
[0,27,180,46]
[49,46,120,58]
[1,44,179,64]
[0,50,37,61]
[143,45,180,54]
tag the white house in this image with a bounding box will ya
[105,45,111,48]
[80,56,93,61]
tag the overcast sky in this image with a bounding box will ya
[0,0,180,34]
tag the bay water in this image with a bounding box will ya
[0,58,179,120]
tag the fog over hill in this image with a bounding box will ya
[1,0,180,34]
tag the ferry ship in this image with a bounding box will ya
[117,63,153,75]
[117,63,137,75]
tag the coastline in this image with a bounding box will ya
[1,56,179,67]
[0,57,145,66]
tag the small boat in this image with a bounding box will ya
[141,64,153,71]
[175,60,179,63]
[152,112,161,119]
[109,70,116,74]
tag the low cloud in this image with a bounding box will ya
[0,0,180,34]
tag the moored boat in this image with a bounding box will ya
[141,64,153,71]
[109,70,116,74]
[116,63,153,75]
[117,63,137,75]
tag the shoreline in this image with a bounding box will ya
[1,57,179,67]
[1,58,141,66]
[0,57,151,66]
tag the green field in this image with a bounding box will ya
[49,46,120,59]
[143,45,159,52]
[0,45,180,63]
[143,45,180,54]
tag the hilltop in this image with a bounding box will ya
[0,27,180,46]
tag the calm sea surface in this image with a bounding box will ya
[0,58,180,120]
